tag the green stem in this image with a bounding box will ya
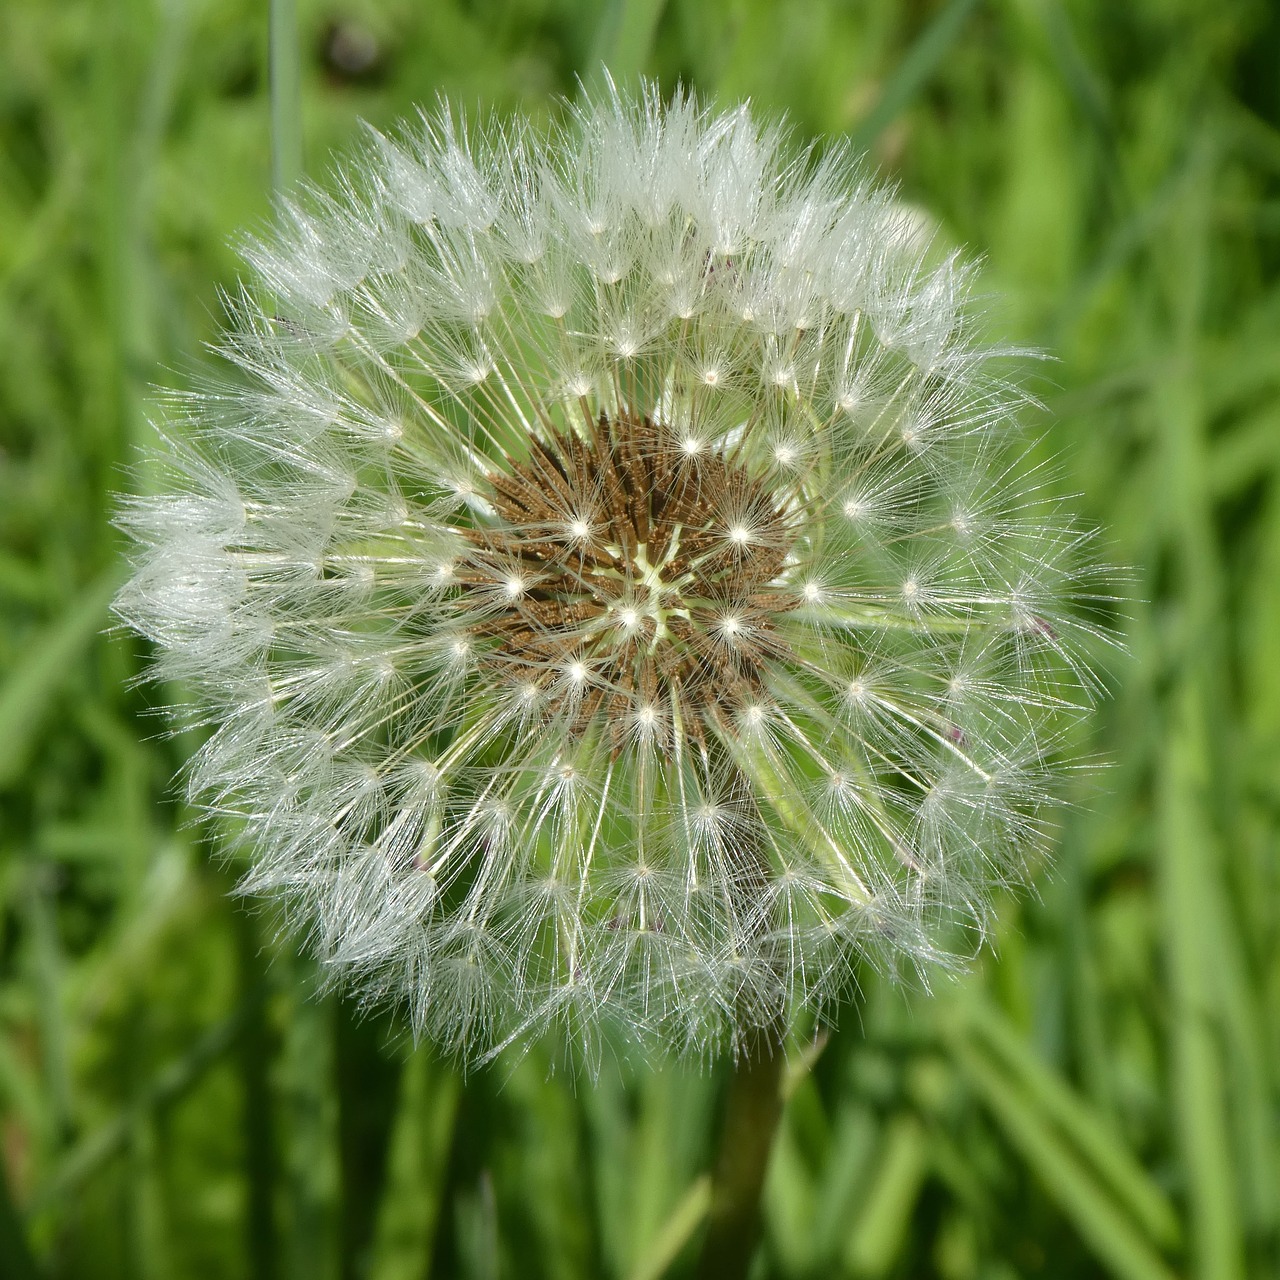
[268,0,302,197]
[694,1026,787,1280]
[232,904,278,1280]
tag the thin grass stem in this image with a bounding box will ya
[269,0,302,197]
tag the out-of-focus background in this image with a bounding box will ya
[1,1,1278,1277]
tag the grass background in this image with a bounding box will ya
[2,0,1279,1276]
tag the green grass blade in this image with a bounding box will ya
[842,1112,928,1277]
[27,994,254,1213]
[626,1175,711,1280]
[963,999,1180,1247]
[1154,142,1249,1280]
[1158,691,1246,1280]
[366,1052,460,1280]
[807,1102,879,1265]
[848,0,981,152]
[950,1034,1180,1280]
[0,1160,42,1280]
[233,910,279,1280]
[625,1070,717,1271]
[124,1009,172,1280]
[269,0,302,195]
[279,974,339,1280]
[0,573,119,788]
[20,864,74,1158]
[590,0,668,82]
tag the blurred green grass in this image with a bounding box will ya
[1,0,1278,1277]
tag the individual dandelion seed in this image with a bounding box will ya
[114,81,1109,1067]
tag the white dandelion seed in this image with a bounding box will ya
[114,82,1108,1066]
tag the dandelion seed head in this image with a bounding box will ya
[115,82,1108,1067]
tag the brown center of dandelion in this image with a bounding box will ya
[456,412,798,741]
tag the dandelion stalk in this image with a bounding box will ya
[696,1023,787,1280]
[114,81,1105,1068]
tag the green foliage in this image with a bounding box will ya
[1,0,1278,1276]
